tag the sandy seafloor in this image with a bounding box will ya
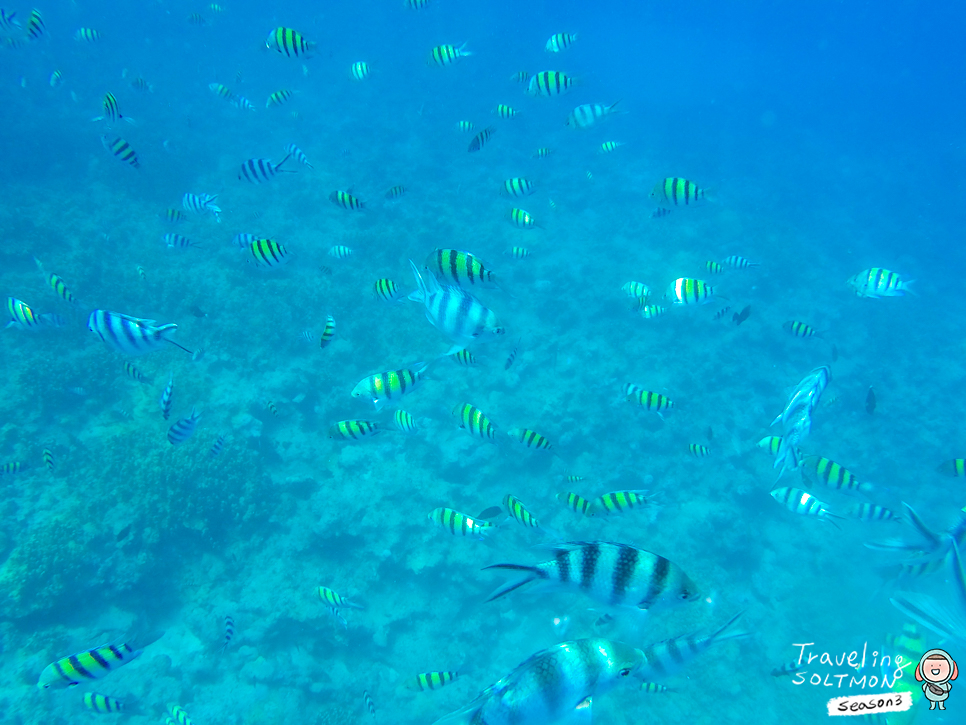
[2,11,966,725]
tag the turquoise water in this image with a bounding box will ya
[1,1,964,723]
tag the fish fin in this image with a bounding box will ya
[432,701,485,725]
[901,502,943,550]
[709,611,750,645]
[901,279,917,296]
[481,564,542,601]
[890,589,966,643]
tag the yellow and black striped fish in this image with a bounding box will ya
[38,641,142,689]
[428,507,493,537]
[163,208,186,223]
[266,89,295,107]
[495,104,518,119]
[526,70,575,97]
[591,490,649,516]
[757,436,783,456]
[802,455,872,493]
[318,586,360,609]
[506,428,553,451]
[319,315,336,348]
[393,410,418,433]
[42,448,54,472]
[705,260,724,274]
[452,403,497,441]
[248,238,290,268]
[83,693,123,713]
[625,386,674,414]
[266,27,314,58]
[25,8,45,40]
[511,70,530,83]
[939,458,966,477]
[846,502,898,522]
[404,671,459,692]
[456,120,474,132]
[6,296,42,330]
[385,185,407,199]
[1,462,23,476]
[847,267,912,298]
[449,349,477,366]
[508,246,530,259]
[621,281,650,299]
[599,141,624,154]
[424,249,499,287]
[373,278,404,302]
[328,245,353,258]
[532,147,554,158]
[545,32,577,52]
[350,61,371,80]
[328,420,380,440]
[664,277,714,305]
[34,259,76,303]
[503,494,540,528]
[429,43,471,67]
[102,136,139,168]
[468,126,495,152]
[123,361,150,384]
[74,28,101,42]
[502,177,536,197]
[783,320,818,338]
[507,208,537,229]
[209,82,234,101]
[101,93,124,124]
[650,177,706,207]
[329,190,364,210]
[688,443,711,458]
[556,491,592,516]
[351,364,428,410]
[639,305,668,319]
[168,704,192,725]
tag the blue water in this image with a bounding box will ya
[1,1,964,723]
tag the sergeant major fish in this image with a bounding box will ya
[88,310,192,356]
[408,261,504,348]
[38,638,149,689]
[351,363,429,410]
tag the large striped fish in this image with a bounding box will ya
[87,310,192,356]
[408,261,504,348]
[38,639,144,689]
[484,541,700,612]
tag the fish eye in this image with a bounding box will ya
[619,668,632,677]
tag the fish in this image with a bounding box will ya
[350,61,371,80]
[209,434,227,457]
[705,261,724,274]
[168,704,193,725]
[163,208,186,223]
[187,12,206,25]
[650,178,707,207]
[625,387,674,415]
[1,8,20,30]
[485,541,699,610]
[532,147,554,158]
[408,261,505,346]
[0,462,23,476]
[846,502,899,522]
[650,207,672,218]
[847,268,913,298]
[328,420,381,440]
[722,255,758,269]
[468,126,496,152]
[783,320,818,338]
[664,278,714,305]
[503,494,541,528]
[233,96,256,111]
[38,640,144,689]
[526,70,575,97]
[363,690,376,719]
[712,306,732,320]
[511,70,530,83]
[238,155,294,183]
[591,490,649,516]
[88,311,190,356]
[566,101,621,129]
[266,27,315,57]
[405,671,459,692]
[74,28,101,42]
[393,410,418,433]
[429,43,470,67]
[351,364,429,410]
[504,347,517,370]
[24,9,44,40]
[599,141,624,154]
[689,443,711,457]
[456,120,474,132]
[639,305,668,319]
[770,487,841,525]
[123,361,150,384]
[732,305,751,325]
[640,682,670,694]
[329,190,365,210]
[168,407,201,445]
[99,93,124,124]
[266,88,295,107]
[449,349,478,366]
[232,233,256,248]
[319,585,363,611]
[556,492,593,516]
[636,613,747,682]
[801,455,872,494]
[621,281,650,299]
[424,249,499,288]
[164,233,196,249]
[373,278,404,303]
[771,660,807,678]
[545,32,578,52]
[385,185,406,199]
[266,401,279,417]
[102,136,139,168]
[328,245,353,259]
[83,692,124,713]
[221,615,235,650]
[320,315,336,348]
[866,386,877,414]
[506,428,552,451]
[158,376,174,420]
[49,70,63,87]
[496,104,518,119]
[131,76,153,92]
[42,448,54,472]
[428,507,493,538]
[502,177,536,197]
[771,366,831,428]
[507,208,538,228]
[34,259,76,304]
[5,297,41,331]
[248,239,291,268]
[938,459,966,477]
[182,192,221,219]
[509,246,531,259]
[453,403,497,441]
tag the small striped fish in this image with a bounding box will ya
[689,443,711,458]
[591,490,649,516]
[329,190,364,210]
[100,93,124,124]
[319,315,336,348]
[102,136,139,168]
[362,690,376,719]
[624,386,674,414]
[328,420,381,440]
[385,185,406,199]
[266,27,315,58]
[664,277,714,305]
[284,143,313,168]
[722,255,759,269]
[452,403,497,441]
[74,27,100,42]
[495,104,518,119]
[429,43,470,67]
[428,507,493,538]
[238,155,294,183]
[123,361,150,384]
[506,428,552,450]
[25,9,45,40]
[526,70,575,97]
[168,704,192,725]
[456,120,474,132]
[221,615,235,650]
[449,349,477,366]
[508,247,530,259]
[392,410,418,433]
[373,278,404,303]
[503,494,540,528]
[328,245,353,259]
[159,374,174,419]
[350,61,371,80]
[87,310,188,355]
[507,208,537,228]
[846,502,898,522]
[545,32,577,52]
[6,297,41,330]
[168,408,201,445]
[424,249,499,288]
[847,267,913,298]
[351,364,428,410]
[163,208,186,223]
[802,455,872,494]
[599,141,624,154]
[502,177,536,197]
[164,233,195,249]
[182,192,221,219]
[650,178,706,207]
[557,492,592,516]
[248,239,291,268]
[770,487,841,525]
[209,82,234,101]
[783,320,818,337]
[42,448,54,472]
[83,692,123,713]
[468,126,495,152]
[405,671,459,692]
[209,434,227,458]
[566,101,621,129]
[266,88,295,107]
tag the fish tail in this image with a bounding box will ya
[901,279,917,296]
[481,564,543,601]
[709,611,750,645]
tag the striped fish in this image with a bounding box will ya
[508,246,530,259]
[496,104,518,119]
[232,233,256,248]
[556,491,592,516]
[74,27,101,42]
[210,434,227,458]
[49,70,63,87]
[328,245,353,258]
[123,361,150,384]
[392,410,418,433]
[636,612,747,681]
[405,671,459,692]
[233,96,256,111]
[651,207,672,218]
[385,185,406,199]
[328,420,381,440]
[284,143,313,168]
[545,32,578,52]
[0,462,23,476]
[507,208,537,229]
[329,190,365,210]
[209,82,234,101]
[689,443,711,458]
[102,136,139,168]
[449,349,477,366]
[248,239,290,268]
[526,70,575,97]
[625,387,674,415]
[456,120,474,132]
[621,281,650,299]
[362,690,376,719]
[83,692,123,713]
[639,303,667,320]
[428,507,493,538]
[846,502,899,522]
[182,192,221,219]
[591,490,649,516]
[220,614,235,650]
[163,208,186,223]
[429,43,470,67]
[266,88,295,107]
[319,315,336,348]
[409,261,504,346]
[238,155,294,183]
[350,61,371,80]
[33,260,76,304]
[37,641,143,689]
[453,403,497,441]
[503,494,540,528]
[373,278,404,303]
[159,374,174,419]
[164,233,195,249]
[599,141,625,153]
[319,586,363,610]
[131,76,153,92]
[167,408,201,445]
[770,487,841,525]
[266,27,315,57]
[168,704,192,725]
[847,268,913,298]
[25,9,45,40]
[485,541,700,611]
[650,178,706,207]
[101,93,124,124]
[783,320,818,338]
[722,255,758,269]
[664,277,714,305]
[42,448,54,472]
[532,147,554,158]
[87,310,188,355]
[424,249,499,288]
[802,455,872,494]
[506,428,552,451]
[502,177,536,197]
[939,459,966,477]
[351,364,428,410]
[566,101,621,129]
[468,126,496,152]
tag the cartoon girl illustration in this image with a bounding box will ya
[916,649,958,710]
